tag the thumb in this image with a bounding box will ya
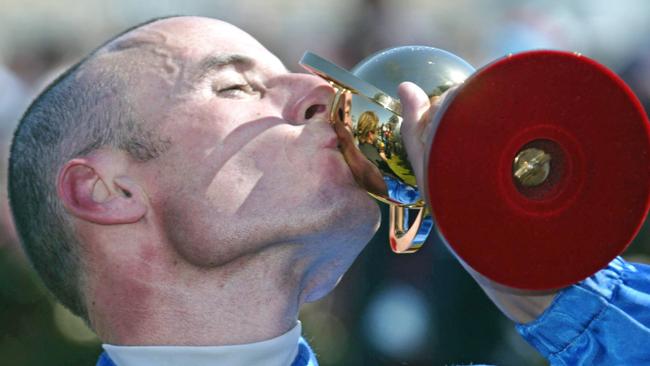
[398,82,432,187]
[399,81,431,125]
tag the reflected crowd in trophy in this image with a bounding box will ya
[353,110,414,194]
[2,1,650,365]
[355,111,392,172]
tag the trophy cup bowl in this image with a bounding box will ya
[301,46,650,291]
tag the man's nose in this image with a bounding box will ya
[272,73,335,124]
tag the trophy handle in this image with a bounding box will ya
[389,204,433,253]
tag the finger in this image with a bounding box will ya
[398,82,431,186]
[399,81,431,134]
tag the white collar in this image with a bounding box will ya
[103,322,301,366]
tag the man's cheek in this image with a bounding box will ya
[245,130,297,172]
[205,153,263,214]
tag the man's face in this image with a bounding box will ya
[110,17,380,266]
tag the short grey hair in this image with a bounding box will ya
[8,17,175,321]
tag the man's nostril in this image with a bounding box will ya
[304,104,326,120]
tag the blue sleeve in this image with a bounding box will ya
[516,257,650,365]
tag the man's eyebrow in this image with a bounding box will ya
[194,53,255,80]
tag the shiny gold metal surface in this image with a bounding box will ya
[301,47,474,205]
[389,205,427,253]
[301,52,403,116]
[513,148,552,187]
[300,46,475,253]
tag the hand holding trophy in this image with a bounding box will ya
[301,46,650,291]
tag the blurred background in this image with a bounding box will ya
[2,0,650,365]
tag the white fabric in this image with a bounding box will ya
[103,322,301,366]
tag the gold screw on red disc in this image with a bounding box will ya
[513,148,552,187]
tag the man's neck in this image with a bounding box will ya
[87,242,310,346]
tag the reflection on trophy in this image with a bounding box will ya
[300,46,650,291]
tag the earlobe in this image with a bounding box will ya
[57,158,147,225]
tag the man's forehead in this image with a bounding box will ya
[81,16,288,103]
[107,17,263,57]
[95,16,288,78]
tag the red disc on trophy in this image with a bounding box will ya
[427,50,650,290]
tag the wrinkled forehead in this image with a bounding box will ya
[101,16,286,72]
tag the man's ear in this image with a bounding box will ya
[57,156,147,225]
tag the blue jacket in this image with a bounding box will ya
[516,257,650,365]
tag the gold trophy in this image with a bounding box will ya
[300,46,650,290]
